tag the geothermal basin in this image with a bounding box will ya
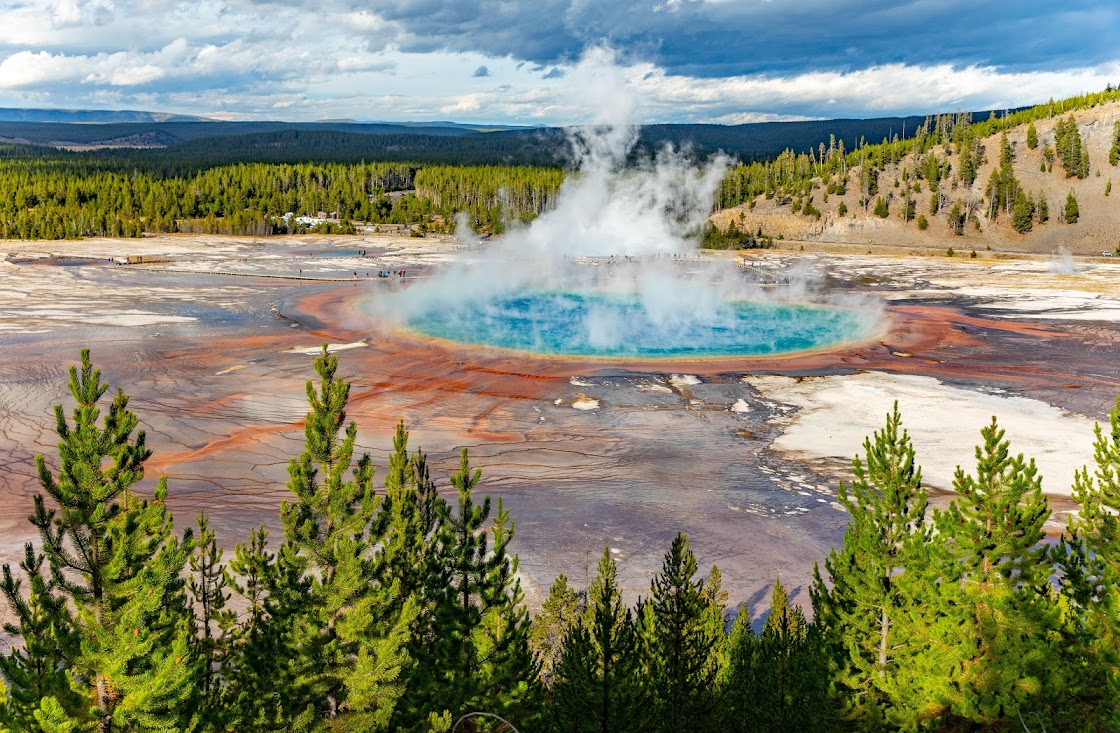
[1,234,1119,621]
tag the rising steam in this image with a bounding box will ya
[370,48,882,354]
[1048,245,1079,274]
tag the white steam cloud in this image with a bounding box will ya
[370,48,883,355]
[1048,245,1079,274]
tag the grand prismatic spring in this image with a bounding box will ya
[401,291,874,359]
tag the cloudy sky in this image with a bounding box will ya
[0,0,1118,124]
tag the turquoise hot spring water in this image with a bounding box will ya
[403,290,875,358]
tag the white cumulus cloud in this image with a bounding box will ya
[0,0,1116,124]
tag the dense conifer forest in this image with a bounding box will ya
[3,348,1120,732]
[0,159,564,238]
[2,88,1118,241]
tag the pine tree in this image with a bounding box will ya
[405,449,539,731]
[187,511,233,723]
[811,402,928,727]
[221,526,309,731]
[740,580,834,732]
[998,131,1014,168]
[873,196,889,218]
[547,549,645,733]
[700,566,731,684]
[1037,192,1049,223]
[470,498,538,724]
[948,200,965,235]
[1110,121,1120,166]
[1055,116,1090,178]
[3,349,200,732]
[722,608,755,733]
[923,418,1062,729]
[1064,190,1080,223]
[530,574,583,684]
[1012,192,1034,233]
[0,545,80,732]
[986,132,1024,223]
[377,422,443,613]
[959,140,977,185]
[280,345,414,727]
[372,422,451,730]
[645,533,718,733]
[1060,396,1120,727]
[1026,121,1039,149]
[633,599,657,692]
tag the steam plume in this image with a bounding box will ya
[369,48,882,354]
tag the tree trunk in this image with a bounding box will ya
[878,607,890,678]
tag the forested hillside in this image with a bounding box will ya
[3,348,1120,731]
[1,88,1119,243]
[709,88,1120,253]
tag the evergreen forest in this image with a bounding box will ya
[0,158,564,239]
[2,87,1119,242]
[4,348,1120,732]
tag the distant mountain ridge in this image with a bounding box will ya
[0,106,1023,166]
[0,120,483,146]
[363,120,532,131]
[0,108,214,124]
[0,107,532,130]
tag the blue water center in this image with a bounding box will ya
[406,291,875,358]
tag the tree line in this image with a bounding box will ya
[5,88,1120,243]
[122,130,570,170]
[0,160,564,239]
[4,349,1120,731]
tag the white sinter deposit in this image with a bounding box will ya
[746,372,1099,497]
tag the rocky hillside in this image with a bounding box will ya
[712,101,1120,256]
